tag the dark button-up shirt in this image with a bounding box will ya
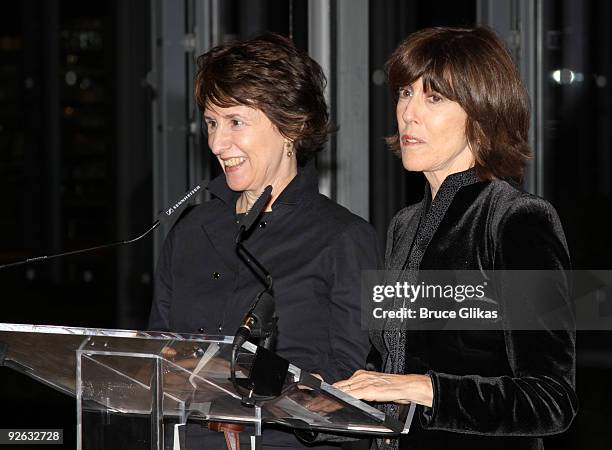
[149,162,381,384]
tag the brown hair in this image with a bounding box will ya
[195,33,333,165]
[385,26,531,181]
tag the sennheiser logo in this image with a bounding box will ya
[165,185,202,216]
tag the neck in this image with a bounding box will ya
[424,172,443,200]
[237,163,298,214]
[424,149,475,199]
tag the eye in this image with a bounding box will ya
[428,93,444,104]
[231,119,244,128]
[204,120,217,131]
[398,87,413,99]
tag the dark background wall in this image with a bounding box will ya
[0,2,152,448]
[0,0,611,448]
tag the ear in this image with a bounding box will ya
[465,119,484,154]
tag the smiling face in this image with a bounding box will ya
[204,104,293,195]
[396,77,474,182]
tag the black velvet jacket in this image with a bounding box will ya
[373,170,578,450]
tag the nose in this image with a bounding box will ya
[208,125,231,155]
[399,96,421,125]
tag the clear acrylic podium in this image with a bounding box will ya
[0,323,411,449]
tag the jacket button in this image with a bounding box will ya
[212,272,221,280]
[198,328,205,333]
[259,221,267,228]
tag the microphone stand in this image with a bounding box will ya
[0,222,160,270]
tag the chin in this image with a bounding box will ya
[401,156,430,173]
[225,175,249,193]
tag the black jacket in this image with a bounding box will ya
[372,169,577,450]
[150,163,381,448]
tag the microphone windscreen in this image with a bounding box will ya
[157,181,206,228]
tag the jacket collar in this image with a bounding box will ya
[206,160,320,210]
[425,167,481,208]
[390,167,482,272]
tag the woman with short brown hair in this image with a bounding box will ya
[150,33,379,449]
[335,27,577,450]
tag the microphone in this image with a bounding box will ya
[233,185,275,338]
[157,182,205,228]
[234,185,274,290]
[0,181,206,270]
[230,185,279,403]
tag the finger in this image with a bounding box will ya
[334,369,368,388]
[341,377,389,400]
[343,378,389,399]
[334,385,351,394]
[333,382,368,400]
[334,371,371,388]
[333,379,352,388]
[350,369,370,379]
[343,382,374,396]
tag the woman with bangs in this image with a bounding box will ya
[333,27,577,450]
[149,33,379,449]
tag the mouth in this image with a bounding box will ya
[222,157,247,169]
[400,134,425,145]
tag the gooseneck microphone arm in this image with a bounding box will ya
[235,243,273,292]
[230,185,278,403]
[0,181,206,270]
[0,222,161,270]
[233,184,274,292]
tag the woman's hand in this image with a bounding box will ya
[333,370,434,407]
